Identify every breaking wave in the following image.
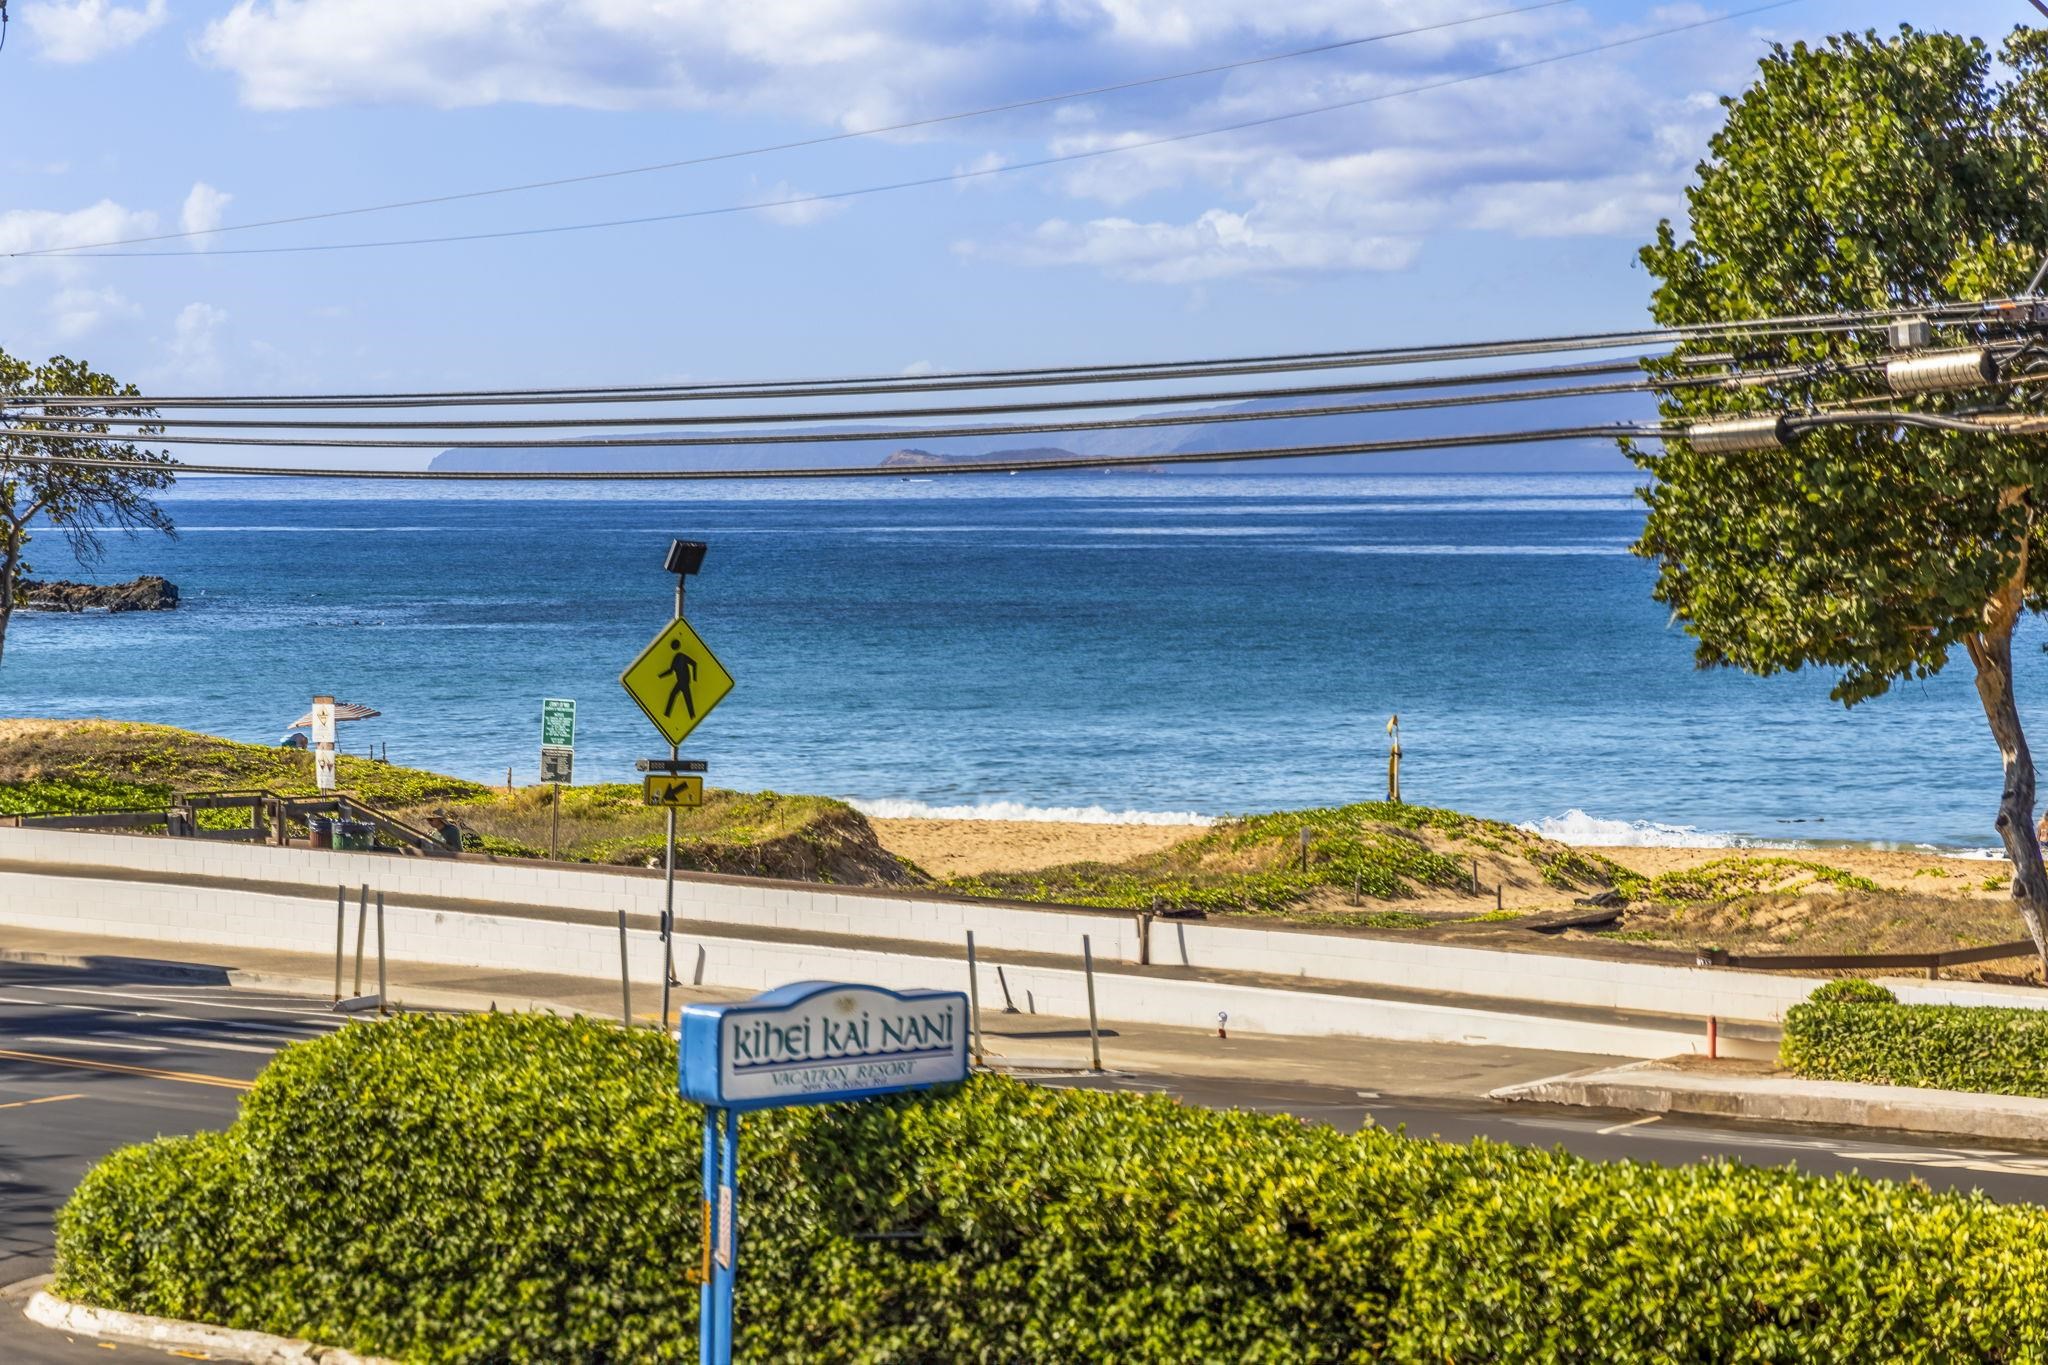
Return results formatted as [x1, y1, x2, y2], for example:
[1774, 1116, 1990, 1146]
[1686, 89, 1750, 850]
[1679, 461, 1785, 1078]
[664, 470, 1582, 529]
[848, 798, 1214, 826]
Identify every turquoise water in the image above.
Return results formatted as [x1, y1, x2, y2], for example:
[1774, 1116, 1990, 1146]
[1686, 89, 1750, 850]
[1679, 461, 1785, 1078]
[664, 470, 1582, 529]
[0, 472, 2033, 849]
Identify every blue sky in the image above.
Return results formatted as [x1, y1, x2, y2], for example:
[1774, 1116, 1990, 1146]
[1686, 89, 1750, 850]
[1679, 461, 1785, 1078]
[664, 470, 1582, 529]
[0, 0, 2035, 433]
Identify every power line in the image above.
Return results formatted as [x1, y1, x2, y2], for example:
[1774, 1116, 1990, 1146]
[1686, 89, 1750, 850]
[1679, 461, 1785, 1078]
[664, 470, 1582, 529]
[1, 375, 1664, 450]
[26, 0, 1806, 261]
[15, 358, 1655, 429]
[0, 424, 1664, 480]
[12, 1, 1572, 257]
[24, 295, 2007, 411]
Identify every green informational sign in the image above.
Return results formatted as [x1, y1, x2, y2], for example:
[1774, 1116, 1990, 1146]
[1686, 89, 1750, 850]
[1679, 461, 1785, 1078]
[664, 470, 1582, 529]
[541, 698, 576, 748]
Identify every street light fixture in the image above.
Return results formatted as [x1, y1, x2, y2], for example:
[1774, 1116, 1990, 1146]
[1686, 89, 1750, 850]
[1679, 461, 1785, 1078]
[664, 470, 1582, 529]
[665, 539, 709, 577]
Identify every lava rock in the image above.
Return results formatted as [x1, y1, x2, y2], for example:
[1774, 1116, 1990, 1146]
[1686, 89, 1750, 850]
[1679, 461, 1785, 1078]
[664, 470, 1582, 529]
[15, 575, 180, 612]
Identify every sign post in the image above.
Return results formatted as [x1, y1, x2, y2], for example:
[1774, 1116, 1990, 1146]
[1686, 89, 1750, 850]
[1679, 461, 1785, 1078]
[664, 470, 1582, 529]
[540, 699, 575, 859]
[678, 982, 970, 1364]
[619, 540, 730, 1034]
[310, 696, 338, 791]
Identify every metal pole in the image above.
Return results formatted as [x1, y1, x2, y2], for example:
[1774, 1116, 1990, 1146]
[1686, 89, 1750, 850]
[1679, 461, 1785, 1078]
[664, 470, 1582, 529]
[549, 782, 560, 860]
[965, 931, 984, 1066]
[1082, 935, 1103, 1072]
[617, 906, 633, 1026]
[698, 1107, 718, 1365]
[333, 885, 345, 1001]
[712, 1107, 739, 1362]
[352, 883, 368, 996]
[375, 891, 388, 1016]
[663, 573, 683, 1034]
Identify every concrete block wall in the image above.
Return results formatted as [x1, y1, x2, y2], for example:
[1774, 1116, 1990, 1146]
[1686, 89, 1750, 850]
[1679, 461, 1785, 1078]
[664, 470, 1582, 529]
[0, 826, 1143, 962]
[0, 863, 1724, 1058]
[6, 825, 2011, 1030]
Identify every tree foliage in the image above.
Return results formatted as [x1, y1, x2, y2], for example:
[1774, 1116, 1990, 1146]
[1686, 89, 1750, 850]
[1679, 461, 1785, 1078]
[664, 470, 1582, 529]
[0, 347, 175, 666]
[1630, 26, 2048, 703]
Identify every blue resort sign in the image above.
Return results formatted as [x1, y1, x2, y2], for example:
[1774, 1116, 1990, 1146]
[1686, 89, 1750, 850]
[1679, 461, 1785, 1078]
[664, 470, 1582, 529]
[678, 982, 970, 1364]
[679, 981, 969, 1110]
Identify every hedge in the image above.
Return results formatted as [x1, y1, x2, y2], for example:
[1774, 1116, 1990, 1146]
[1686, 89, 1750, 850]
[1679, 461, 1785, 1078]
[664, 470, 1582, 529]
[53, 1012, 2048, 1363]
[1782, 983, 2048, 1098]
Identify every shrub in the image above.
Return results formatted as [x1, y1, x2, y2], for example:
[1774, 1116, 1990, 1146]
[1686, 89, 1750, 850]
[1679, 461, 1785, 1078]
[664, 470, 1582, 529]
[54, 1131, 240, 1325]
[1805, 978, 1898, 1005]
[52, 1013, 2048, 1362]
[1782, 995, 2048, 1096]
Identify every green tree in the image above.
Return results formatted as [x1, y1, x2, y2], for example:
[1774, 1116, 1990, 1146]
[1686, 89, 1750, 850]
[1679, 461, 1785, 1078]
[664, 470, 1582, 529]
[0, 349, 175, 668]
[1630, 26, 2048, 961]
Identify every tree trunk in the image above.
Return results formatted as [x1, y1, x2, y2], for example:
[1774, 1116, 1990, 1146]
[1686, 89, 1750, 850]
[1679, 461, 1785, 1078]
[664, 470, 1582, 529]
[0, 528, 16, 672]
[1966, 595, 2048, 975]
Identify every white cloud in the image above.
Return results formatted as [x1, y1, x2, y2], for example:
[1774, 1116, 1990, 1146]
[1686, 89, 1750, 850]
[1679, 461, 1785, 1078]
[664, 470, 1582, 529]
[180, 183, 235, 245]
[969, 209, 1416, 283]
[146, 303, 230, 387]
[44, 287, 140, 341]
[23, 0, 168, 63]
[0, 200, 157, 284]
[188, 2, 1786, 285]
[743, 182, 845, 228]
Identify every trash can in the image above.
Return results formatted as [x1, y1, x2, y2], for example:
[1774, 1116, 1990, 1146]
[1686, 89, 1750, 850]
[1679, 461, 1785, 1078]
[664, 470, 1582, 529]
[339, 820, 375, 851]
[307, 815, 334, 849]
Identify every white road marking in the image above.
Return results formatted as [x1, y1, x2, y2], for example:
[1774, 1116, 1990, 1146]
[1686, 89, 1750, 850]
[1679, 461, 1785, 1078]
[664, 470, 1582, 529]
[12, 983, 348, 1020]
[149, 1036, 282, 1056]
[1506, 1114, 2048, 1180]
[21, 1036, 164, 1053]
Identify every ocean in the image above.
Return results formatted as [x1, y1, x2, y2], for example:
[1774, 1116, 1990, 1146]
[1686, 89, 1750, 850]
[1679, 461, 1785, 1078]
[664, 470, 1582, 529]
[0, 471, 2034, 851]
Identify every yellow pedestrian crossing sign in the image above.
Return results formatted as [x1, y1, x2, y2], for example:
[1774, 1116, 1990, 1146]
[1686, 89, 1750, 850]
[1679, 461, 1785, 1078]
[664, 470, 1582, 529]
[620, 617, 734, 747]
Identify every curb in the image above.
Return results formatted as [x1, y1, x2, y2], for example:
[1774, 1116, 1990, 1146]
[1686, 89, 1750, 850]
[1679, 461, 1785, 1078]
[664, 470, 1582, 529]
[0, 946, 594, 1017]
[1491, 1063, 2048, 1145]
[0, 946, 230, 984]
[24, 1288, 395, 1364]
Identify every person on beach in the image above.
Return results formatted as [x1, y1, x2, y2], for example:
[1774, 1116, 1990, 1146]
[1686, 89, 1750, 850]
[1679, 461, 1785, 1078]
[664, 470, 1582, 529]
[660, 640, 699, 718]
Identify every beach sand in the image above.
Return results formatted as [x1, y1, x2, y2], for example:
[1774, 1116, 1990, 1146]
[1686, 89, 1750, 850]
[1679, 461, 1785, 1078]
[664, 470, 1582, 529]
[1586, 844, 2012, 898]
[869, 817, 1199, 878]
[868, 814, 2020, 890]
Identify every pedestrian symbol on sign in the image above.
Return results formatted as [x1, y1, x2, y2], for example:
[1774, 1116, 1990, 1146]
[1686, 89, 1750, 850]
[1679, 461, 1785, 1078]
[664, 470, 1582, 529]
[660, 641, 699, 718]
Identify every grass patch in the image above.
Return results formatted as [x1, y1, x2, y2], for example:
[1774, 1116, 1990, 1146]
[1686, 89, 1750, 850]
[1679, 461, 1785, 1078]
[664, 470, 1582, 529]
[0, 719, 921, 886]
[1636, 856, 1879, 905]
[0, 718, 486, 812]
[948, 801, 1624, 923]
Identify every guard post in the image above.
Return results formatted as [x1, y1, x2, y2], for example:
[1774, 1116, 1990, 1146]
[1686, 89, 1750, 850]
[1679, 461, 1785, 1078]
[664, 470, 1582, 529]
[678, 981, 969, 1363]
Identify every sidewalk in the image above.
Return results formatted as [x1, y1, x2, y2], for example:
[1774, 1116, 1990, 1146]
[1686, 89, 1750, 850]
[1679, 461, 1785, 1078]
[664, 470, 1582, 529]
[0, 924, 1609, 1102]
[1493, 1059, 2048, 1146]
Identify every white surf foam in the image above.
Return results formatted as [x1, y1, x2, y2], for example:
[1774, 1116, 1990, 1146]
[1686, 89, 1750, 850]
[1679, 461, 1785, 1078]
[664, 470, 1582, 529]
[849, 797, 1215, 826]
[1520, 809, 1756, 848]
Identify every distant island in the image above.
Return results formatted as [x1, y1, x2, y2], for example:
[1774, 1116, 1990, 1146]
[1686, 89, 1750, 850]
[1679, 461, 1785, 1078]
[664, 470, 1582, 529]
[880, 447, 1163, 473]
[427, 390, 1652, 475]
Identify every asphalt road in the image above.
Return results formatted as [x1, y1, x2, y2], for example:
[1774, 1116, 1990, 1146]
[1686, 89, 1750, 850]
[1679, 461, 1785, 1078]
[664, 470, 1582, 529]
[0, 959, 345, 1362]
[9, 959, 2048, 1361]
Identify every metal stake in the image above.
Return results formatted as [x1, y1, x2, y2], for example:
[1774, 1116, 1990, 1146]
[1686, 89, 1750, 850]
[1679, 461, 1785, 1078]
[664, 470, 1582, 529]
[352, 883, 368, 996]
[965, 931, 984, 1066]
[617, 906, 633, 1026]
[1082, 935, 1103, 1072]
[332, 885, 345, 1001]
[549, 782, 560, 860]
[375, 891, 388, 1016]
